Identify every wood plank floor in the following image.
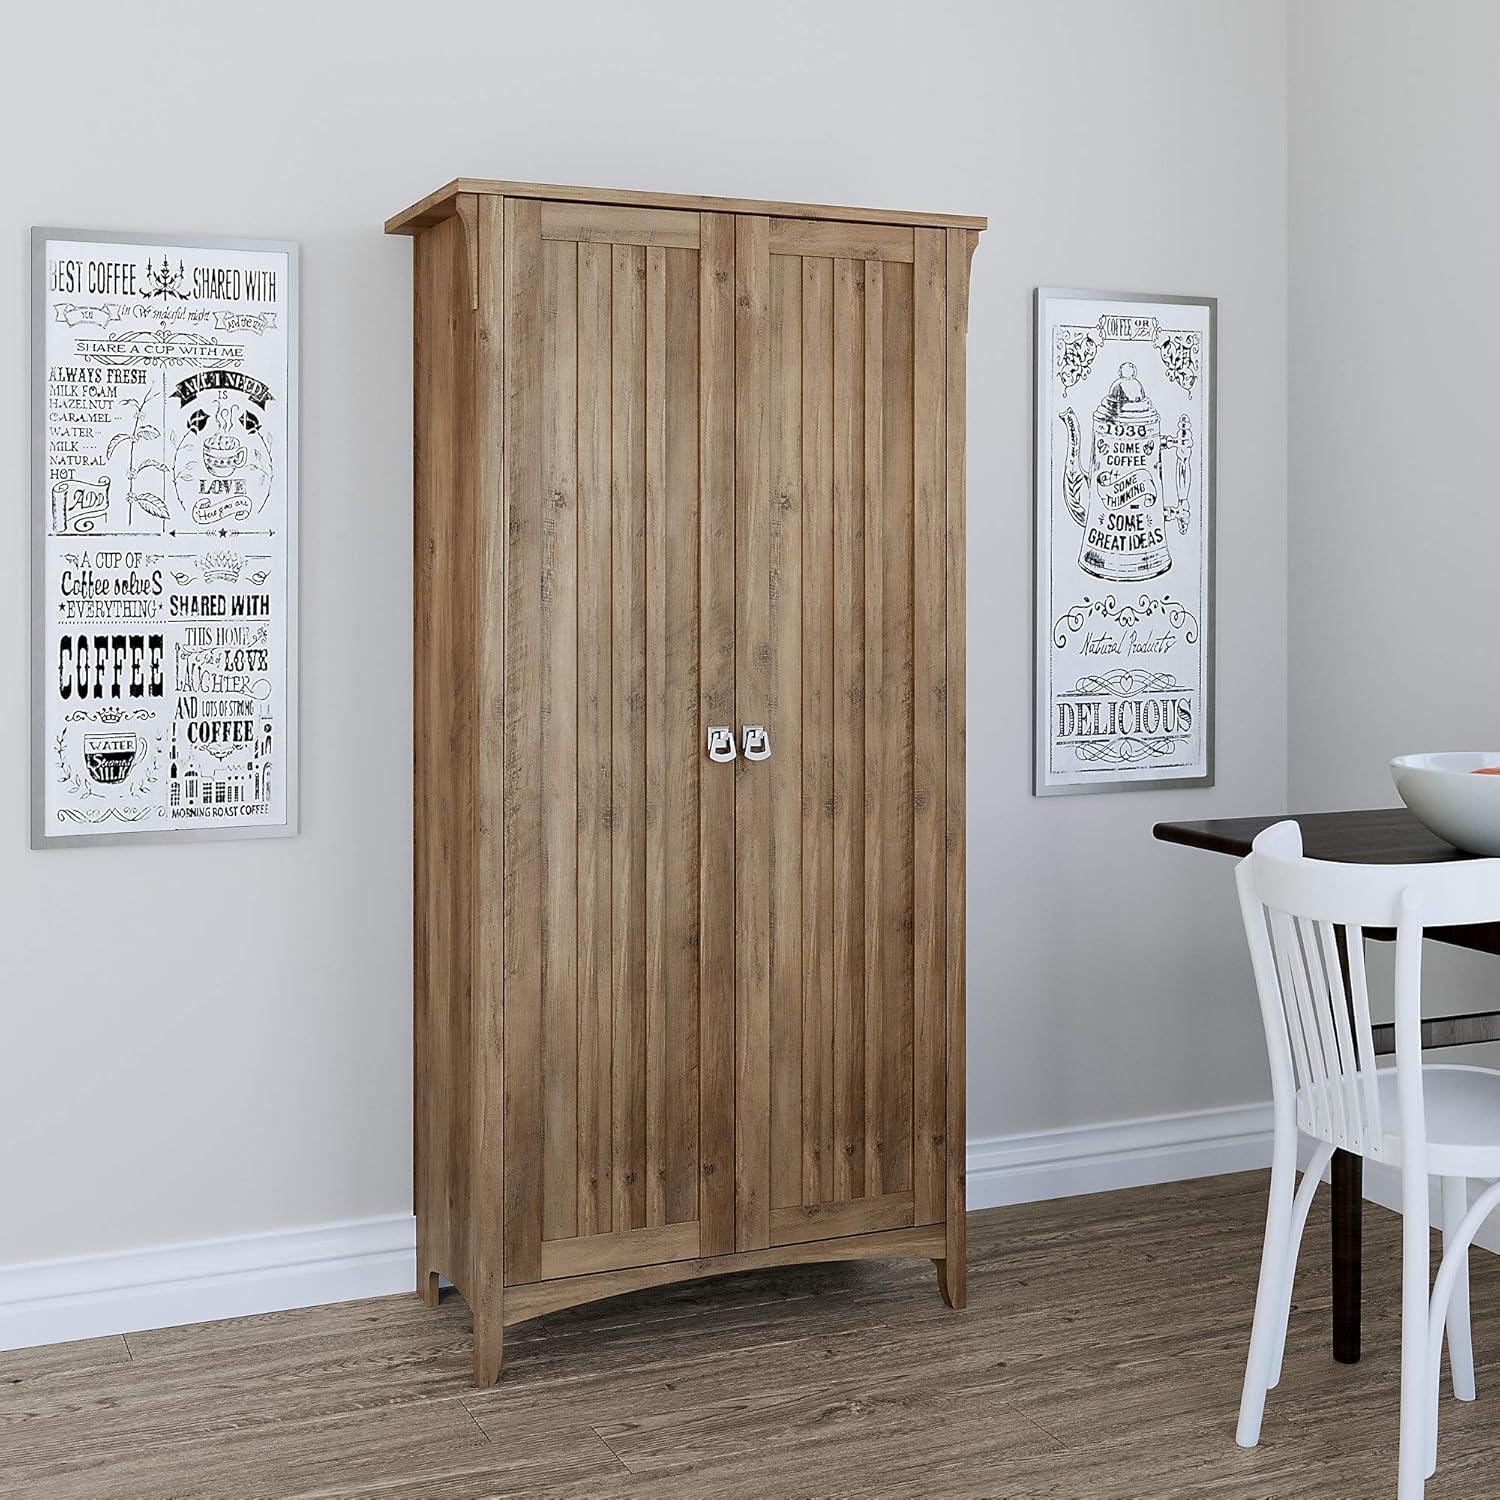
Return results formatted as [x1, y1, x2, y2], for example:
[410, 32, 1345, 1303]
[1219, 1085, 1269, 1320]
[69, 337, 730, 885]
[6, 1172, 1500, 1497]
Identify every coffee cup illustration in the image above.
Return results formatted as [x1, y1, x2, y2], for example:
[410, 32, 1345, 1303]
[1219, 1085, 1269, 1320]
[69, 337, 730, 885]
[82, 732, 146, 785]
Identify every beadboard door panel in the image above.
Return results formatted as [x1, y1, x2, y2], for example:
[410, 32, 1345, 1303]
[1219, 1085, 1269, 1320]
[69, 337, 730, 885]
[500, 202, 736, 1287]
[733, 218, 950, 1252]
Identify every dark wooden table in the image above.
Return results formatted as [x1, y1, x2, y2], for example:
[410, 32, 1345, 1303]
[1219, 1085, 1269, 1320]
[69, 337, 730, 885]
[1154, 806, 1500, 1364]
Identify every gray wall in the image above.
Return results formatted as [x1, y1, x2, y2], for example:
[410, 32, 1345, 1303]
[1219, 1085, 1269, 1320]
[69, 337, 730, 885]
[1288, 0, 1500, 1021]
[1289, 0, 1500, 806]
[0, 0, 1289, 1265]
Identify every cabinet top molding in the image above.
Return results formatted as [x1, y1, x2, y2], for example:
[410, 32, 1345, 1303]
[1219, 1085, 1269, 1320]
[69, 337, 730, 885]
[385, 178, 988, 236]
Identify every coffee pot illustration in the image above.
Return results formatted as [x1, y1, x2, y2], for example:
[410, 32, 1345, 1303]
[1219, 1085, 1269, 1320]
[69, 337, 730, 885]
[1058, 362, 1193, 582]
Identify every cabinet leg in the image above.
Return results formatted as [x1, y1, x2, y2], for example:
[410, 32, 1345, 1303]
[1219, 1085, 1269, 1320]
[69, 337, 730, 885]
[473, 1306, 504, 1387]
[419, 1269, 441, 1308]
[935, 1256, 966, 1310]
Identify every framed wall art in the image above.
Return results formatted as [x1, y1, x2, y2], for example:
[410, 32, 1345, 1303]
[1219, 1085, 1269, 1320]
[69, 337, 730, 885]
[32, 229, 298, 847]
[1034, 287, 1215, 796]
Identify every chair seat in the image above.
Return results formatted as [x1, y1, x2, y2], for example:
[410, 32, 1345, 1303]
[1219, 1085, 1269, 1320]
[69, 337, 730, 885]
[1384, 1065, 1500, 1176]
[1300, 1064, 1500, 1176]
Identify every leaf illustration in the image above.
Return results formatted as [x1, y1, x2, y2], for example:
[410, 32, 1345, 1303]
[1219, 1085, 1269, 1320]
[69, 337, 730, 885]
[132, 493, 170, 521]
[106, 432, 130, 460]
[247, 568, 271, 587]
[171, 571, 193, 585]
[136, 424, 161, 441]
[130, 459, 170, 479]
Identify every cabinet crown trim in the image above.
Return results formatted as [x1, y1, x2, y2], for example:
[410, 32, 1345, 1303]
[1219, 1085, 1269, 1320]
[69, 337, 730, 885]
[385, 177, 988, 236]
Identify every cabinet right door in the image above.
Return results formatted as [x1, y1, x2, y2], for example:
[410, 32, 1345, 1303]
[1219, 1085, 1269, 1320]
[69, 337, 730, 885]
[733, 216, 950, 1251]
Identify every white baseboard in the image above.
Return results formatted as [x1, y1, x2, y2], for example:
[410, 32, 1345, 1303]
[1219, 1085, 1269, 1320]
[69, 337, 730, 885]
[965, 1101, 1276, 1210]
[4, 1106, 1266, 1356]
[1, 1108, 1272, 1356]
[961, 1101, 1500, 1256]
[0, 1214, 416, 1353]
[10, 1101, 1492, 1357]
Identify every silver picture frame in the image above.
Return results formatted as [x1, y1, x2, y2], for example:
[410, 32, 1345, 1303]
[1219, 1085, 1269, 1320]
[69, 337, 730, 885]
[1033, 286, 1216, 796]
[31, 227, 300, 848]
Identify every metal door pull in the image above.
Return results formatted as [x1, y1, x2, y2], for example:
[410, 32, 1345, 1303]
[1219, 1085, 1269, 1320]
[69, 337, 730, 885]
[741, 726, 771, 761]
[707, 726, 737, 762]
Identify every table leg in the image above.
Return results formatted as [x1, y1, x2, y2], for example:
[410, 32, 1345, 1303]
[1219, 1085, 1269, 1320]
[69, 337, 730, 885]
[1331, 1147, 1362, 1363]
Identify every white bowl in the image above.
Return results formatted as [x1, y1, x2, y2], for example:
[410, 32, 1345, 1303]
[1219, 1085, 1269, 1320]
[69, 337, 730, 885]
[1391, 752, 1500, 855]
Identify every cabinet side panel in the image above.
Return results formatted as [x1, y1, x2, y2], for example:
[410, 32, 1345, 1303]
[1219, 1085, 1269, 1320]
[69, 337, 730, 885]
[912, 228, 947, 1227]
[412, 221, 437, 1293]
[473, 194, 507, 1376]
[942, 228, 976, 1293]
[413, 210, 479, 1296]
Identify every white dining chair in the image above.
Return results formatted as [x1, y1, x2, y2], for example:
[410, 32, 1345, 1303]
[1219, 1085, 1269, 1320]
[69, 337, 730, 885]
[1234, 820, 1500, 1498]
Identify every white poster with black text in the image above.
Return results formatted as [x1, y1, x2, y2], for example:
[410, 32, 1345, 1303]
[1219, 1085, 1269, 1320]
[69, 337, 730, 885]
[33, 231, 298, 846]
[1034, 289, 1214, 795]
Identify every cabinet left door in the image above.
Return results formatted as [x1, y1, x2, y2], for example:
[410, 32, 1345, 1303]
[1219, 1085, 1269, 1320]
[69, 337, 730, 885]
[499, 199, 738, 1285]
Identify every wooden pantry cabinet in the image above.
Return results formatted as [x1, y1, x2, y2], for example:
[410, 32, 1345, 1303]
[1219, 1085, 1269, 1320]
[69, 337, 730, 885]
[386, 179, 983, 1384]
